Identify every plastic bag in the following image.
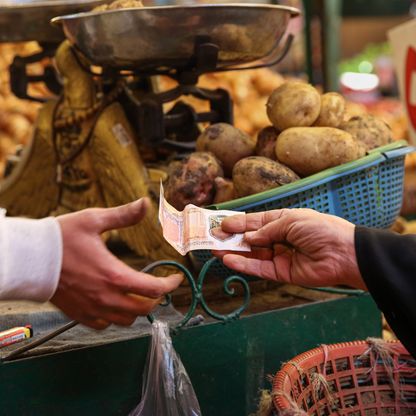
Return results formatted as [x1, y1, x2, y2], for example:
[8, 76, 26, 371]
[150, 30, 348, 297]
[129, 320, 202, 416]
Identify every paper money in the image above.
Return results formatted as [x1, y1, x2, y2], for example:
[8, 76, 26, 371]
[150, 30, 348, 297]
[159, 184, 251, 256]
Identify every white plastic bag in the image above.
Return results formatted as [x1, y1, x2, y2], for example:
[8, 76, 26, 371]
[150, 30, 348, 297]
[129, 320, 202, 416]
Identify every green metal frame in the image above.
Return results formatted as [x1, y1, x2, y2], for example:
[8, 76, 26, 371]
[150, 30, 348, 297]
[0, 294, 381, 415]
[145, 258, 250, 329]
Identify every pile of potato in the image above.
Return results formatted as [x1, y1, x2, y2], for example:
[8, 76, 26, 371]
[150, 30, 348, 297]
[164, 80, 393, 210]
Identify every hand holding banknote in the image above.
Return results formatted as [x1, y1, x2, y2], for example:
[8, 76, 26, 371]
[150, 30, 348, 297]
[159, 185, 251, 255]
[213, 208, 364, 290]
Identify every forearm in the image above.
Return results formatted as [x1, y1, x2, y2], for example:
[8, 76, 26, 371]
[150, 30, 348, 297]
[0, 212, 62, 302]
[355, 226, 416, 357]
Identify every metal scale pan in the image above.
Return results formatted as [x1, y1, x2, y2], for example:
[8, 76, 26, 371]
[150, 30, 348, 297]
[51, 3, 299, 71]
[0, 0, 111, 42]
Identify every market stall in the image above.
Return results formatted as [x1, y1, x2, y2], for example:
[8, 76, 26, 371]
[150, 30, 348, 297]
[0, 1, 415, 415]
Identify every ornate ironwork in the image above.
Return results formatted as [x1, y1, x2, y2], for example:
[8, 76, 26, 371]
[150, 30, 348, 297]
[143, 258, 251, 330]
[1, 257, 366, 362]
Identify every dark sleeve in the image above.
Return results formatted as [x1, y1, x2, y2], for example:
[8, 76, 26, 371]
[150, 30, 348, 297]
[355, 226, 416, 358]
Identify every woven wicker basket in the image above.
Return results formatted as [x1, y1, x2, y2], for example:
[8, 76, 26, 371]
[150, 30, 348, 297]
[272, 340, 416, 415]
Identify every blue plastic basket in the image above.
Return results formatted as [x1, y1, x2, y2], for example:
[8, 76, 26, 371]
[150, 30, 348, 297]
[191, 141, 415, 276]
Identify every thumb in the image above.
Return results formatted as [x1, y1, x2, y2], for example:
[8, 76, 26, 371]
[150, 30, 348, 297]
[94, 198, 151, 233]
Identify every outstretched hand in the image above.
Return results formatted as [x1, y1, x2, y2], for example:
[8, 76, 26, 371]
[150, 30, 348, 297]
[52, 198, 183, 329]
[214, 209, 365, 290]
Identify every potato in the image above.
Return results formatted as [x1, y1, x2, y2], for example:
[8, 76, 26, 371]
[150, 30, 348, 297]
[164, 152, 223, 210]
[233, 156, 299, 198]
[255, 126, 279, 160]
[266, 81, 321, 131]
[196, 123, 255, 175]
[341, 115, 392, 151]
[276, 127, 365, 177]
[213, 177, 235, 204]
[314, 92, 346, 128]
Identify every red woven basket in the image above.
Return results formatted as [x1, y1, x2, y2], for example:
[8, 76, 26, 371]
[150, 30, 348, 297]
[272, 340, 416, 415]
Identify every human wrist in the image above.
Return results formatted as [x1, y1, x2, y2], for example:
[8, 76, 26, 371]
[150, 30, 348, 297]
[338, 225, 367, 290]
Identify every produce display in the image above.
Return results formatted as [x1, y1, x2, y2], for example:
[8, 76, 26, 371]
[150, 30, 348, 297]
[164, 81, 392, 207]
[0, 44, 284, 176]
[0, 43, 413, 214]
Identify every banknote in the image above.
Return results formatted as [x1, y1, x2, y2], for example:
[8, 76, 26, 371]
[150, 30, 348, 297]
[159, 184, 251, 256]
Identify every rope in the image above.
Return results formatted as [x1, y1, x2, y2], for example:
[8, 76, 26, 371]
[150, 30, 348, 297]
[284, 360, 304, 375]
[310, 373, 337, 409]
[360, 338, 403, 413]
[53, 81, 124, 130]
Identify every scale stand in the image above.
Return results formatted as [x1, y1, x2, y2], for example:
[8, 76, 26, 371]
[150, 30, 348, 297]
[121, 41, 234, 149]
[6, 3, 297, 150]
[105, 35, 292, 150]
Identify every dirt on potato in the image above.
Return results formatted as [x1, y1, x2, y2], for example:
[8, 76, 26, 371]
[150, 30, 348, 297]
[196, 123, 255, 176]
[164, 152, 223, 210]
[233, 156, 299, 198]
[341, 115, 392, 150]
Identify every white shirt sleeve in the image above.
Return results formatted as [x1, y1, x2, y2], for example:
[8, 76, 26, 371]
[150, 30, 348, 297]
[0, 210, 62, 302]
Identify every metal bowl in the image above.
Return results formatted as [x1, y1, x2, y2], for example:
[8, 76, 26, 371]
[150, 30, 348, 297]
[0, 0, 111, 42]
[52, 4, 299, 70]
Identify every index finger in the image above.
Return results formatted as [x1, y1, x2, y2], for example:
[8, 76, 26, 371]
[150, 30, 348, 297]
[221, 209, 290, 233]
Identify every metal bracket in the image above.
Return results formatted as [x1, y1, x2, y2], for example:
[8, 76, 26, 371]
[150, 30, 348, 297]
[122, 82, 234, 148]
[9, 43, 61, 102]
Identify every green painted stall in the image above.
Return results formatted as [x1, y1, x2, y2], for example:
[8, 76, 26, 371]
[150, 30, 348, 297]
[0, 294, 381, 416]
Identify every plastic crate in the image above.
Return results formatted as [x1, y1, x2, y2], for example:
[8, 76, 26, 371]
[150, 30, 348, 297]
[272, 340, 416, 415]
[191, 141, 414, 276]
